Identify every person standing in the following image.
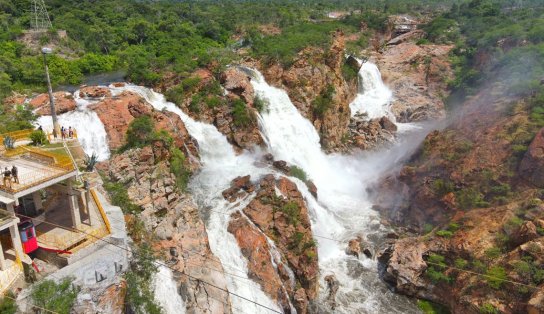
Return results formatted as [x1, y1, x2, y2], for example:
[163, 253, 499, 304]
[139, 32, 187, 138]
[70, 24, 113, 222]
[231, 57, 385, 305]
[11, 165, 18, 184]
[3, 167, 11, 189]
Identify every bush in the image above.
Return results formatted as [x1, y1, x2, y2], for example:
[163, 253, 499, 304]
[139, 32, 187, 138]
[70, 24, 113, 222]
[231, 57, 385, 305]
[486, 266, 507, 289]
[312, 85, 334, 118]
[417, 300, 450, 314]
[254, 95, 268, 113]
[436, 230, 454, 238]
[30, 130, 47, 146]
[454, 258, 468, 269]
[125, 244, 162, 314]
[484, 247, 502, 260]
[280, 201, 300, 226]
[432, 178, 454, 196]
[231, 99, 252, 127]
[0, 292, 17, 314]
[455, 188, 489, 210]
[125, 115, 155, 149]
[289, 165, 307, 182]
[480, 303, 499, 314]
[426, 254, 451, 283]
[31, 278, 78, 314]
[102, 179, 141, 214]
[170, 147, 191, 192]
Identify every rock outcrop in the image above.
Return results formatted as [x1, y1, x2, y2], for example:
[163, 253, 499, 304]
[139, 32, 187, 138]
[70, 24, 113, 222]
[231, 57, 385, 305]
[29, 91, 77, 116]
[79, 86, 112, 99]
[102, 146, 231, 313]
[348, 114, 397, 150]
[224, 174, 318, 313]
[90, 90, 199, 168]
[376, 42, 453, 123]
[520, 127, 544, 188]
[260, 30, 357, 152]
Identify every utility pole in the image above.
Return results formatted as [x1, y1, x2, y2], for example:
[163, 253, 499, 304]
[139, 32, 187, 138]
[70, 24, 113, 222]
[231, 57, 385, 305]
[41, 47, 60, 139]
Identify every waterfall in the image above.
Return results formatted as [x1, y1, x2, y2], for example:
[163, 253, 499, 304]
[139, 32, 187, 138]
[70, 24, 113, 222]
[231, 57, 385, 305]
[153, 265, 186, 314]
[349, 62, 394, 120]
[110, 84, 281, 314]
[36, 90, 110, 161]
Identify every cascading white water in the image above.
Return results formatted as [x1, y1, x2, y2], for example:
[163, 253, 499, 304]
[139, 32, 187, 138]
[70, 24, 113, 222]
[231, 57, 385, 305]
[349, 62, 394, 120]
[36, 91, 110, 161]
[153, 265, 186, 314]
[248, 69, 421, 313]
[110, 84, 281, 314]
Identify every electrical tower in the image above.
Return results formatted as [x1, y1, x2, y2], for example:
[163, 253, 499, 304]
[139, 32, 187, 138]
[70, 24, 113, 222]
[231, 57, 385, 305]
[30, 0, 52, 31]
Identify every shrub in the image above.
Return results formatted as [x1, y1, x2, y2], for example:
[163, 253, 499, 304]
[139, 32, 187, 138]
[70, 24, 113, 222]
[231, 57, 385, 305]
[417, 300, 450, 314]
[455, 188, 489, 210]
[254, 95, 268, 113]
[289, 165, 307, 182]
[0, 292, 17, 314]
[426, 254, 451, 283]
[480, 303, 499, 314]
[484, 247, 502, 260]
[170, 147, 191, 192]
[231, 99, 252, 127]
[436, 230, 454, 238]
[454, 258, 468, 269]
[280, 201, 300, 226]
[473, 260, 487, 273]
[432, 178, 454, 196]
[486, 266, 507, 289]
[125, 115, 154, 149]
[189, 94, 202, 113]
[312, 85, 334, 118]
[30, 130, 47, 146]
[205, 96, 222, 108]
[31, 278, 78, 314]
[102, 179, 142, 214]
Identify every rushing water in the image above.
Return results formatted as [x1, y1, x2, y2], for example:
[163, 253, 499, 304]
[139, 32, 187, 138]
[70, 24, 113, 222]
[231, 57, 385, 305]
[38, 61, 426, 313]
[36, 90, 110, 161]
[153, 265, 187, 314]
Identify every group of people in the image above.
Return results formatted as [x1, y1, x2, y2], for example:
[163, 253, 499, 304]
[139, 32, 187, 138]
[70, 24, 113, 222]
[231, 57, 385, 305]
[60, 126, 75, 140]
[2, 165, 19, 189]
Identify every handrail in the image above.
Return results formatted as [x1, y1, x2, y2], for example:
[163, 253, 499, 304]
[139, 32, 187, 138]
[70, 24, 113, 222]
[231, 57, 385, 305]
[90, 189, 111, 234]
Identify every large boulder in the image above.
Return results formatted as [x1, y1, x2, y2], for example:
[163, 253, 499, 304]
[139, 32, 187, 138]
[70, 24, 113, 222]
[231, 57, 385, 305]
[29, 92, 76, 115]
[79, 86, 112, 99]
[220, 68, 254, 106]
[520, 127, 544, 187]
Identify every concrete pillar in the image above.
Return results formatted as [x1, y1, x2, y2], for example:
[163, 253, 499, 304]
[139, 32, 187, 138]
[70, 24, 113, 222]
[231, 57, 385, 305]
[6, 202, 14, 213]
[32, 191, 43, 211]
[80, 190, 92, 226]
[67, 180, 81, 229]
[0, 239, 6, 271]
[9, 223, 23, 264]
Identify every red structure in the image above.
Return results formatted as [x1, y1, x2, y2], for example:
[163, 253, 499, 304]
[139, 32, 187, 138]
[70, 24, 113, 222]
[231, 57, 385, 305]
[18, 220, 38, 254]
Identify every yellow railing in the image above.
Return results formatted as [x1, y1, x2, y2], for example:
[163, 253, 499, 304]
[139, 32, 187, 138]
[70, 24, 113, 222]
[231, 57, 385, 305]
[24, 147, 75, 171]
[0, 129, 33, 143]
[91, 189, 112, 234]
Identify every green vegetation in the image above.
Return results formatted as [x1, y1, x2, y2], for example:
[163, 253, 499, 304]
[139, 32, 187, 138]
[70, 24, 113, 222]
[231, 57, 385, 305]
[102, 179, 142, 214]
[125, 116, 155, 149]
[0, 292, 17, 314]
[425, 253, 451, 283]
[479, 303, 499, 314]
[31, 277, 78, 314]
[484, 247, 502, 260]
[289, 165, 308, 182]
[485, 266, 507, 289]
[170, 147, 191, 193]
[280, 201, 301, 226]
[231, 98, 252, 127]
[431, 178, 454, 196]
[454, 258, 468, 269]
[30, 130, 47, 145]
[417, 300, 450, 314]
[254, 95, 268, 113]
[312, 85, 335, 118]
[125, 244, 163, 314]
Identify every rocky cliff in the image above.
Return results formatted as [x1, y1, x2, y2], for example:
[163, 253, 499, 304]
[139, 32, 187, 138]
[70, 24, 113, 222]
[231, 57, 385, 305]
[376, 83, 544, 313]
[259, 30, 357, 152]
[101, 145, 232, 313]
[223, 174, 319, 313]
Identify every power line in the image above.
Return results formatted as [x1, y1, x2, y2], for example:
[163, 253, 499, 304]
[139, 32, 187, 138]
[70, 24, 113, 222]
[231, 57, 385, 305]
[14, 212, 282, 313]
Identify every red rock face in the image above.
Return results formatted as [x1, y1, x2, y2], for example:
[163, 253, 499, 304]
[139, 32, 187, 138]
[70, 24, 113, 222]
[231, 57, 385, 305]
[29, 92, 77, 116]
[90, 91, 199, 170]
[520, 127, 544, 188]
[220, 68, 255, 106]
[225, 174, 318, 313]
[79, 86, 112, 99]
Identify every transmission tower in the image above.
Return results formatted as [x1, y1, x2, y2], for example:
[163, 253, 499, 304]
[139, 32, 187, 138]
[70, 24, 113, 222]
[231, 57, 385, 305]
[30, 0, 52, 31]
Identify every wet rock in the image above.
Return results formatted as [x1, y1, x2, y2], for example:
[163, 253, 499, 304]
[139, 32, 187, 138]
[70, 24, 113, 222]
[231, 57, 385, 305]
[306, 180, 318, 199]
[293, 288, 308, 314]
[79, 86, 112, 99]
[324, 275, 340, 310]
[220, 68, 254, 106]
[263, 153, 274, 162]
[222, 175, 254, 202]
[273, 160, 290, 173]
[347, 237, 362, 258]
[379, 116, 398, 132]
[169, 247, 178, 258]
[112, 82, 125, 87]
[29, 92, 76, 116]
[363, 248, 373, 259]
[520, 127, 544, 188]
[346, 55, 362, 72]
